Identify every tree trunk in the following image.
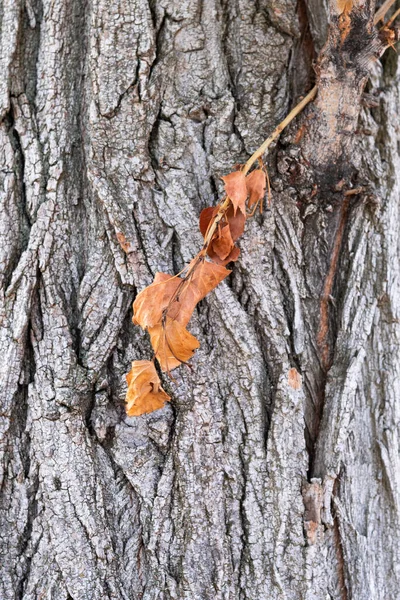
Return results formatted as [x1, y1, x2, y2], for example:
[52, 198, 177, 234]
[1, 0, 400, 598]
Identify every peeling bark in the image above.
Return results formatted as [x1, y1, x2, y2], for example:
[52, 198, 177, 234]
[1, 1, 400, 599]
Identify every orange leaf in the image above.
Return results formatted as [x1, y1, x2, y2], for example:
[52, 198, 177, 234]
[207, 244, 240, 266]
[167, 258, 230, 326]
[225, 204, 246, 241]
[212, 223, 234, 260]
[149, 317, 200, 372]
[221, 171, 247, 215]
[246, 169, 266, 208]
[199, 204, 245, 246]
[337, 0, 352, 14]
[199, 206, 219, 237]
[199, 204, 244, 264]
[133, 272, 180, 328]
[125, 360, 170, 416]
[133, 259, 230, 339]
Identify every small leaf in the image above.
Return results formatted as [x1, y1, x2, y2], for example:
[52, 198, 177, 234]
[246, 169, 266, 208]
[167, 258, 230, 326]
[207, 244, 240, 266]
[133, 273, 180, 329]
[199, 206, 218, 237]
[225, 204, 246, 241]
[125, 360, 170, 416]
[221, 171, 247, 215]
[337, 0, 352, 15]
[212, 223, 234, 260]
[149, 318, 200, 372]
[198, 204, 244, 265]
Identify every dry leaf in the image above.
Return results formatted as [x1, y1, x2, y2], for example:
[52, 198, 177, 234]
[246, 169, 266, 208]
[167, 258, 230, 326]
[225, 204, 246, 241]
[207, 244, 240, 266]
[133, 272, 180, 328]
[199, 206, 219, 237]
[200, 205, 245, 242]
[199, 204, 244, 264]
[149, 317, 200, 372]
[336, 0, 352, 14]
[221, 171, 247, 215]
[212, 223, 234, 260]
[134, 260, 230, 333]
[126, 360, 170, 416]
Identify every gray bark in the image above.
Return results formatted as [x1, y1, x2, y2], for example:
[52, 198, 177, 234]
[1, 0, 399, 599]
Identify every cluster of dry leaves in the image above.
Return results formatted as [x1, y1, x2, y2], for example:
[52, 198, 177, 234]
[126, 167, 267, 416]
[124, 0, 400, 416]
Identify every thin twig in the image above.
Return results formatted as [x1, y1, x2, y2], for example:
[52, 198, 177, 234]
[242, 86, 318, 175]
[187, 0, 396, 261]
[238, 1, 396, 177]
[374, 0, 398, 24]
[196, 87, 318, 253]
[200, 197, 231, 254]
[385, 6, 400, 27]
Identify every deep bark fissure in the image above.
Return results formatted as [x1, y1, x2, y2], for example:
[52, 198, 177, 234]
[332, 474, 349, 600]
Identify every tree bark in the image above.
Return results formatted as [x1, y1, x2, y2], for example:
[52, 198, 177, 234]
[1, 0, 400, 599]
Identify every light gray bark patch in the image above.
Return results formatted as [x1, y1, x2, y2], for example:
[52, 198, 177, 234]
[0, 0, 22, 119]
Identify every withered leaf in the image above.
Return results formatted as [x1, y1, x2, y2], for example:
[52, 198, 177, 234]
[126, 360, 170, 416]
[133, 272, 180, 329]
[199, 206, 245, 243]
[246, 169, 266, 208]
[199, 204, 244, 264]
[207, 244, 240, 266]
[133, 259, 230, 339]
[149, 317, 200, 372]
[225, 204, 246, 241]
[221, 171, 247, 215]
[212, 223, 234, 261]
[199, 206, 219, 238]
[337, 0, 353, 14]
[167, 258, 230, 326]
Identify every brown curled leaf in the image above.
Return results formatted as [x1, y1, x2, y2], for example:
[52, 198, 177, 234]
[225, 204, 246, 241]
[133, 272, 180, 329]
[199, 204, 245, 263]
[246, 169, 266, 208]
[212, 223, 234, 260]
[199, 206, 219, 237]
[167, 258, 230, 326]
[149, 317, 200, 372]
[125, 360, 170, 416]
[221, 171, 247, 215]
[207, 244, 240, 266]
[199, 203, 246, 242]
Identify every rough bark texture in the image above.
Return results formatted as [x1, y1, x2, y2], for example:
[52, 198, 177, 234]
[1, 0, 400, 598]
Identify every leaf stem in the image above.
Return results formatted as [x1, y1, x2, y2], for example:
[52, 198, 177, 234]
[187, 0, 395, 265]
[200, 197, 231, 254]
[374, 0, 398, 24]
[385, 6, 400, 27]
[242, 85, 318, 175]
[199, 86, 319, 254]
